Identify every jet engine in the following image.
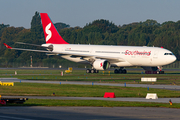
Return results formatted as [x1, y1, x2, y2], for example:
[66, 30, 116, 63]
[92, 60, 110, 70]
[47, 45, 53, 51]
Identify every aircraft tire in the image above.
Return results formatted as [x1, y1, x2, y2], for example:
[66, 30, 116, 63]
[119, 69, 123, 74]
[86, 69, 91, 73]
[114, 69, 119, 74]
[91, 69, 95, 73]
[122, 69, 127, 74]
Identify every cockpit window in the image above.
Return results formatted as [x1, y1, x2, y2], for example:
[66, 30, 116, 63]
[164, 53, 173, 55]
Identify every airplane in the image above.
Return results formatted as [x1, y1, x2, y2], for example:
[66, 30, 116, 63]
[3, 13, 176, 74]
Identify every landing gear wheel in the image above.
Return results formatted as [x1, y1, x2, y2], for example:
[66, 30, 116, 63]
[119, 69, 123, 73]
[122, 69, 127, 74]
[114, 69, 119, 73]
[91, 69, 95, 73]
[86, 69, 91, 73]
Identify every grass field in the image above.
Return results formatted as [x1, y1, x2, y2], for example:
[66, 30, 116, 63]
[1, 82, 180, 98]
[1, 82, 180, 108]
[0, 69, 180, 85]
[1, 69, 180, 108]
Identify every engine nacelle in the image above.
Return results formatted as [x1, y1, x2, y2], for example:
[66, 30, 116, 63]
[92, 60, 110, 70]
[47, 45, 53, 51]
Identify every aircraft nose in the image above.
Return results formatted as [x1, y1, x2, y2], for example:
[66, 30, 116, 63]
[170, 55, 176, 63]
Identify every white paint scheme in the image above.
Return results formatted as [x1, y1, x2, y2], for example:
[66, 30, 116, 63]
[42, 44, 176, 68]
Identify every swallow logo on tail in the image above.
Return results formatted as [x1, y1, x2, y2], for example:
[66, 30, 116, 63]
[45, 23, 52, 42]
[40, 13, 69, 44]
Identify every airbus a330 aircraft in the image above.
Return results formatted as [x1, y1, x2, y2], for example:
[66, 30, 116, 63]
[4, 13, 176, 74]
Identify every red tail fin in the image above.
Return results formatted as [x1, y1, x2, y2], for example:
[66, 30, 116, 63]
[40, 13, 69, 44]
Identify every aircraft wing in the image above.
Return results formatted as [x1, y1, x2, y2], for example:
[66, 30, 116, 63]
[3, 43, 56, 54]
[4, 43, 125, 62]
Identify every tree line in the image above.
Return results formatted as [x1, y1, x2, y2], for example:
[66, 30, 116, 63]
[0, 11, 179, 68]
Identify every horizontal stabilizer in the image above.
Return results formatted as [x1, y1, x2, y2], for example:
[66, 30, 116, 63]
[16, 42, 47, 48]
[3, 43, 54, 53]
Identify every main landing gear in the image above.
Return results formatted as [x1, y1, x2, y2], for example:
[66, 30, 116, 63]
[86, 69, 99, 73]
[114, 68, 127, 74]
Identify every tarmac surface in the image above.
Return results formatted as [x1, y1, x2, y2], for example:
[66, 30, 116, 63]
[2, 78, 180, 90]
[2, 95, 180, 103]
[0, 106, 180, 120]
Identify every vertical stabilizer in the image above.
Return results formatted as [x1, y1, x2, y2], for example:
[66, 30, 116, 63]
[40, 13, 69, 44]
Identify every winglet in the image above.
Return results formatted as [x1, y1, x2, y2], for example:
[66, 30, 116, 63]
[3, 43, 12, 49]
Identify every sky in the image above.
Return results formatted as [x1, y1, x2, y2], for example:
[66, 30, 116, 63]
[1, 0, 180, 28]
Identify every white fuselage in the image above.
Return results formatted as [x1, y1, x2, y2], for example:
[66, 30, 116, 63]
[42, 44, 176, 67]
